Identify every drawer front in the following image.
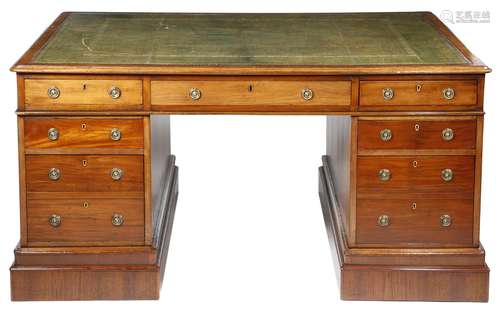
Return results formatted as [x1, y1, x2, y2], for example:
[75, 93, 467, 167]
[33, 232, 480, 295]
[358, 119, 477, 150]
[24, 79, 143, 110]
[26, 155, 144, 193]
[357, 156, 475, 198]
[151, 80, 351, 110]
[359, 80, 478, 109]
[356, 198, 473, 246]
[27, 198, 144, 245]
[24, 117, 144, 150]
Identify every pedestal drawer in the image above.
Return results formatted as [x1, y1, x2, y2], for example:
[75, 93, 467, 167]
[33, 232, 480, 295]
[359, 80, 478, 110]
[26, 155, 144, 193]
[358, 119, 476, 150]
[356, 198, 473, 246]
[357, 156, 475, 198]
[24, 78, 143, 110]
[24, 117, 144, 151]
[27, 198, 144, 246]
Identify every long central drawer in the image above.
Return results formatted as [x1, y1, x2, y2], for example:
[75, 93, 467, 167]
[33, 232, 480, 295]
[151, 79, 352, 111]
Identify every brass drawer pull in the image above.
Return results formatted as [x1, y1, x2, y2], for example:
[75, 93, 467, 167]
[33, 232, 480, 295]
[378, 169, 391, 181]
[441, 168, 454, 182]
[111, 213, 124, 226]
[443, 87, 455, 100]
[301, 88, 314, 100]
[110, 128, 122, 141]
[440, 214, 452, 227]
[48, 214, 61, 227]
[379, 129, 392, 141]
[110, 168, 124, 180]
[48, 168, 61, 181]
[382, 88, 394, 100]
[108, 86, 122, 99]
[377, 215, 390, 227]
[189, 88, 202, 100]
[47, 128, 59, 141]
[47, 86, 60, 99]
[442, 128, 455, 141]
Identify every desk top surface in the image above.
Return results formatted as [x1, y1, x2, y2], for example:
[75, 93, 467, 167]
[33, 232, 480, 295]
[12, 12, 489, 75]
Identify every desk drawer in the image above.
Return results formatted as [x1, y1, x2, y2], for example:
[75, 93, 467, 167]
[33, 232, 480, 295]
[26, 155, 144, 193]
[356, 198, 473, 246]
[27, 197, 144, 246]
[359, 80, 478, 109]
[151, 79, 351, 110]
[24, 78, 143, 110]
[357, 156, 475, 198]
[358, 119, 477, 150]
[24, 117, 144, 151]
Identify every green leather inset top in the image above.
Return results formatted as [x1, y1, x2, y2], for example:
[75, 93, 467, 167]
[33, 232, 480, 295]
[32, 12, 469, 66]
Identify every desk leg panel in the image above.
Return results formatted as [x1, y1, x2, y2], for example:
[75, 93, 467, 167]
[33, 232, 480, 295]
[10, 156, 178, 301]
[319, 157, 489, 302]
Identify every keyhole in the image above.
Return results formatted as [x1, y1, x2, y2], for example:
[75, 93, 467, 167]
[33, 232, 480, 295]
[82, 159, 88, 167]
[411, 202, 417, 210]
[248, 85, 253, 92]
[83, 84, 87, 90]
[416, 84, 422, 92]
[83, 201, 89, 208]
[412, 160, 418, 168]
[415, 124, 420, 132]
[81, 123, 87, 130]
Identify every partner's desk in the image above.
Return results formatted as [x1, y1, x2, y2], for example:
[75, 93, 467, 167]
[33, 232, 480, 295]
[10, 12, 490, 301]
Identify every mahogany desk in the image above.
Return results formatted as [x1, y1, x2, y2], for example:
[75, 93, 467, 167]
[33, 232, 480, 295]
[10, 12, 490, 301]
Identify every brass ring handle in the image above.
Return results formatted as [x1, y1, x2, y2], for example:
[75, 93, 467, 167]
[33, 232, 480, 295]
[48, 168, 61, 181]
[110, 168, 123, 180]
[441, 168, 453, 182]
[48, 214, 61, 227]
[47, 86, 60, 99]
[378, 169, 391, 181]
[379, 129, 392, 141]
[110, 128, 122, 141]
[301, 88, 314, 100]
[442, 128, 454, 141]
[108, 86, 122, 99]
[440, 214, 452, 227]
[47, 128, 59, 141]
[377, 215, 390, 227]
[443, 88, 455, 100]
[382, 88, 394, 100]
[189, 88, 202, 100]
[111, 213, 124, 226]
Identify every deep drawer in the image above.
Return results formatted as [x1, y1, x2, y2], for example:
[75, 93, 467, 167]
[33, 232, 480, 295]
[358, 119, 477, 150]
[356, 198, 473, 246]
[26, 155, 144, 193]
[24, 117, 144, 150]
[151, 79, 352, 110]
[356, 156, 475, 199]
[359, 80, 478, 110]
[27, 197, 144, 246]
[24, 78, 143, 110]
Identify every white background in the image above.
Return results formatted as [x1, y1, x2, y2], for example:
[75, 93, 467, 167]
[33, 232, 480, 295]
[0, 0, 498, 312]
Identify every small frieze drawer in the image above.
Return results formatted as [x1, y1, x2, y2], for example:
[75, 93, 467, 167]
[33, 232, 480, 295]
[358, 118, 477, 150]
[27, 197, 145, 246]
[24, 78, 143, 110]
[23, 117, 144, 150]
[359, 80, 478, 109]
[26, 155, 144, 193]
